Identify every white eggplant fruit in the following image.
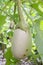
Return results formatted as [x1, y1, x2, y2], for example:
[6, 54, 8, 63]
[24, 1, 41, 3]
[11, 0, 32, 59]
[11, 29, 32, 59]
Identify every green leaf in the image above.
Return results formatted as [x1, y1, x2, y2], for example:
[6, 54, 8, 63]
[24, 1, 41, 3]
[4, 47, 13, 59]
[4, 47, 19, 65]
[0, 14, 6, 27]
[34, 19, 43, 62]
[30, 3, 43, 17]
[7, 29, 13, 38]
[4, 48, 13, 65]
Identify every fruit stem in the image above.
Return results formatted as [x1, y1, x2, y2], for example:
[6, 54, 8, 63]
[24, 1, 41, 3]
[17, 0, 26, 23]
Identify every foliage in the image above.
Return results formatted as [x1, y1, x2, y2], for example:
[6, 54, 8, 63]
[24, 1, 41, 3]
[0, 0, 43, 65]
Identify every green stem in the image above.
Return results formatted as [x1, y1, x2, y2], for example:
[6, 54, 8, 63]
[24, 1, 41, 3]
[15, 0, 29, 31]
[17, 0, 26, 23]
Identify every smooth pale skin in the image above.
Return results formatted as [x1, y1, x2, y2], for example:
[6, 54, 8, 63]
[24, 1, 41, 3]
[11, 29, 32, 59]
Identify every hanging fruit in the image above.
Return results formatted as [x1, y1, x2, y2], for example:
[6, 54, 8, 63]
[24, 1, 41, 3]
[11, 0, 32, 59]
